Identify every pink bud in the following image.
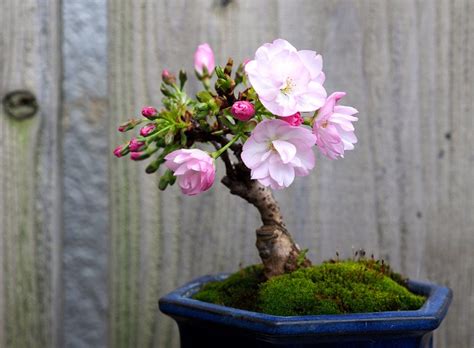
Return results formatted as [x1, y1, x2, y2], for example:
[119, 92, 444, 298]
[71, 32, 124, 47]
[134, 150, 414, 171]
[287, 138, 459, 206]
[129, 138, 146, 152]
[242, 58, 251, 66]
[113, 145, 124, 158]
[281, 112, 303, 126]
[194, 43, 215, 75]
[231, 101, 255, 121]
[141, 106, 158, 119]
[140, 123, 157, 137]
[162, 69, 176, 85]
[130, 152, 142, 161]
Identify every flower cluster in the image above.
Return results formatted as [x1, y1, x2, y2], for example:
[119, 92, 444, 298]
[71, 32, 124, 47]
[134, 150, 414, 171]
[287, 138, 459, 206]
[113, 39, 358, 195]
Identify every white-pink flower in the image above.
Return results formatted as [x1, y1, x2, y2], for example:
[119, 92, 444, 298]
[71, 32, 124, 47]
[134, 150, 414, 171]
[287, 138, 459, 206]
[313, 92, 358, 160]
[194, 43, 215, 75]
[245, 39, 327, 117]
[165, 149, 216, 196]
[241, 119, 316, 190]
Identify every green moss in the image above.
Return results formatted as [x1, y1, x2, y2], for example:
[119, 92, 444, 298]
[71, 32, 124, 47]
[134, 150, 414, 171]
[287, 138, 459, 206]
[193, 264, 265, 312]
[193, 260, 426, 316]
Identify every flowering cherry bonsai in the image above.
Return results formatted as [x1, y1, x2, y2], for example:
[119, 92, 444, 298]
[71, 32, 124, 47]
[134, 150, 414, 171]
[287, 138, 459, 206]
[113, 39, 358, 280]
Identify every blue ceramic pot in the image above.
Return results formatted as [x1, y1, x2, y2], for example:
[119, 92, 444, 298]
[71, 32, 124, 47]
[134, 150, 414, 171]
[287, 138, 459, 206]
[159, 274, 452, 348]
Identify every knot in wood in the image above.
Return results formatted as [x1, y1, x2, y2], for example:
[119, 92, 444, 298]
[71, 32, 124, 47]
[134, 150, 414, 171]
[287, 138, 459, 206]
[2, 90, 38, 120]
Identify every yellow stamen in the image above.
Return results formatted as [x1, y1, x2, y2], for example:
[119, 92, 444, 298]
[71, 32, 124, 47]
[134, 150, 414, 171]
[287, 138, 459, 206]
[280, 77, 295, 95]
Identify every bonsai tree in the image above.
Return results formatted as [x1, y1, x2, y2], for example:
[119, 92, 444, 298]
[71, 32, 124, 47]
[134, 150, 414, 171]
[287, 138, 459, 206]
[113, 39, 358, 280]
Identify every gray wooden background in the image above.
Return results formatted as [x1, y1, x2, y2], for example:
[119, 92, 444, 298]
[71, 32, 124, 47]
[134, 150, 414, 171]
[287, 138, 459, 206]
[0, 0, 473, 347]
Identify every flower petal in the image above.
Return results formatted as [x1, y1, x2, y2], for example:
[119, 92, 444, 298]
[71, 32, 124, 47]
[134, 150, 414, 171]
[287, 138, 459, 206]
[272, 139, 297, 164]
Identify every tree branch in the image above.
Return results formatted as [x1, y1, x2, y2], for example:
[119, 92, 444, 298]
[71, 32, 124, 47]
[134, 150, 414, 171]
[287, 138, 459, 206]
[221, 162, 311, 279]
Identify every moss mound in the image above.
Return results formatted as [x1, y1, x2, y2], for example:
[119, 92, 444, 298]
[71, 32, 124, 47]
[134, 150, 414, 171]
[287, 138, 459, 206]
[193, 260, 425, 316]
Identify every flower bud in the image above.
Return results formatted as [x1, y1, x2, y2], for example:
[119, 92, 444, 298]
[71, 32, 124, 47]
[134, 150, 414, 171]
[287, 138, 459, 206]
[129, 138, 146, 152]
[140, 123, 157, 137]
[231, 101, 255, 121]
[178, 70, 187, 89]
[113, 144, 129, 158]
[224, 57, 233, 76]
[162, 69, 176, 85]
[113, 145, 124, 158]
[141, 106, 158, 119]
[130, 152, 146, 161]
[280, 112, 303, 126]
[194, 43, 215, 76]
[118, 118, 141, 132]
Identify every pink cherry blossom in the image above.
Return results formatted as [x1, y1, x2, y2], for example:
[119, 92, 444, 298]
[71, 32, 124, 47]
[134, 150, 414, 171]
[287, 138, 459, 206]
[313, 92, 358, 160]
[241, 119, 316, 190]
[280, 112, 303, 126]
[194, 43, 215, 75]
[245, 39, 327, 116]
[231, 101, 255, 121]
[165, 149, 216, 196]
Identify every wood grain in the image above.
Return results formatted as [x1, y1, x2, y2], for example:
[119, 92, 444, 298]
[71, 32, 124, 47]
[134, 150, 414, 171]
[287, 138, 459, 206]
[0, 0, 61, 347]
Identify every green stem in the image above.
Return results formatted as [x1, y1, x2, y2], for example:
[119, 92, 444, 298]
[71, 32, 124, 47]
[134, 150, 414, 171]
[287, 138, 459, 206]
[145, 125, 173, 144]
[211, 133, 241, 159]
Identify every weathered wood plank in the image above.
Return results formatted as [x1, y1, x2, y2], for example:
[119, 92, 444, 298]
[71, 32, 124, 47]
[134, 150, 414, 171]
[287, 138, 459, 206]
[60, 0, 109, 347]
[0, 0, 61, 347]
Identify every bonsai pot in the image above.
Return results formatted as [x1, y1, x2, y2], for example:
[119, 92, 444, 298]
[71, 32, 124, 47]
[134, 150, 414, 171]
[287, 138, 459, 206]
[159, 273, 452, 348]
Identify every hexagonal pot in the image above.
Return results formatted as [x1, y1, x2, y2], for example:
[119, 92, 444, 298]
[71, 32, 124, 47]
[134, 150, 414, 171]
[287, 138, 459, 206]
[159, 273, 452, 348]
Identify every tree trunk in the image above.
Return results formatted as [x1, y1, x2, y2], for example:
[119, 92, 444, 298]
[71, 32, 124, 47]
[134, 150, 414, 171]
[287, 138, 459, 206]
[222, 162, 311, 279]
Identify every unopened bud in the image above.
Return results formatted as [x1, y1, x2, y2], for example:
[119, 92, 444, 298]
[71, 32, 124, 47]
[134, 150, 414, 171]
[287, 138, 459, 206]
[113, 145, 124, 157]
[113, 144, 130, 158]
[145, 158, 165, 174]
[141, 106, 158, 119]
[224, 57, 233, 76]
[179, 70, 187, 89]
[215, 77, 235, 95]
[280, 112, 303, 127]
[139, 123, 157, 137]
[129, 138, 146, 152]
[158, 169, 176, 190]
[231, 101, 255, 121]
[194, 43, 215, 76]
[130, 152, 145, 161]
[118, 118, 141, 132]
[162, 69, 176, 85]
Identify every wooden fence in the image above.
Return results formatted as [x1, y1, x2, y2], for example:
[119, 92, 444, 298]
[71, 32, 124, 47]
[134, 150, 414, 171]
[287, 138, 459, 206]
[0, 0, 473, 347]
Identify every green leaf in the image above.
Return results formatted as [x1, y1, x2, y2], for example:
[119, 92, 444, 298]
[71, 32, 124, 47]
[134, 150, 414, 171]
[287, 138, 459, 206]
[196, 91, 213, 103]
[215, 66, 225, 79]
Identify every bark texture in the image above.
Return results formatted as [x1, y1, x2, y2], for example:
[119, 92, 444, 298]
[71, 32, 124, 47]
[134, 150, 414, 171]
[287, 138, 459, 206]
[222, 162, 311, 279]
